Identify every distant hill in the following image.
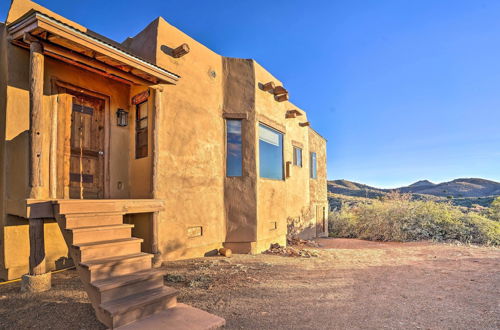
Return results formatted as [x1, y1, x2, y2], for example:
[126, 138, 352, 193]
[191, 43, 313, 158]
[329, 178, 500, 198]
[328, 178, 500, 210]
[397, 178, 500, 197]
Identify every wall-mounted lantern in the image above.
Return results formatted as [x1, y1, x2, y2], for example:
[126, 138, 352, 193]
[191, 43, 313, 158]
[116, 109, 129, 127]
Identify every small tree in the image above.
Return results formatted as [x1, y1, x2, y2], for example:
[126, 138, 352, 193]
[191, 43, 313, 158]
[489, 197, 500, 222]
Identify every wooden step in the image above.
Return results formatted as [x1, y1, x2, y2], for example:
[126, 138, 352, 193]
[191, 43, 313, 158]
[55, 200, 123, 215]
[63, 213, 124, 229]
[80, 253, 153, 283]
[68, 224, 134, 244]
[73, 238, 143, 262]
[99, 286, 178, 328]
[114, 303, 226, 330]
[92, 268, 166, 303]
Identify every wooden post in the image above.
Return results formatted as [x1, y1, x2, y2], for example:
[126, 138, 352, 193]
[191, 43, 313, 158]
[151, 88, 162, 267]
[27, 36, 45, 199]
[21, 217, 51, 292]
[21, 34, 51, 292]
[29, 218, 46, 275]
[152, 88, 162, 198]
[151, 212, 161, 267]
[49, 85, 58, 199]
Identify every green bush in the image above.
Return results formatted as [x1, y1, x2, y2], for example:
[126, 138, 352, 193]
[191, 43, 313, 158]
[329, 193, 500, 246]
[488, 197, 500, 222]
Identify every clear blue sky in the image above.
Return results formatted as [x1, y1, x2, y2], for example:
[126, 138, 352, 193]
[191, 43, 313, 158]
[2, 1, 499, 188]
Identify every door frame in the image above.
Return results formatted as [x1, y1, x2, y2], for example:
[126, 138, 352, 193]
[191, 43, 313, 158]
[52, 79, 111, 199]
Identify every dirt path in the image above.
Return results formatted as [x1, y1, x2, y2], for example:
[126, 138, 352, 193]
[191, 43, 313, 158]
[0, 239, 498, 329]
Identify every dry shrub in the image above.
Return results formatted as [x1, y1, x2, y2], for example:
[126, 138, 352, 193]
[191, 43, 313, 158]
[329, 192, 500, 246]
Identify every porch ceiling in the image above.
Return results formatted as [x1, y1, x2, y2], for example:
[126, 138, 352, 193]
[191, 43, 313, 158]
[6, 10, 179, 85]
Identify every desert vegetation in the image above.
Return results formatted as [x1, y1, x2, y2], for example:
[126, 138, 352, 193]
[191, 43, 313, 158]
[329, 193, 500, 246]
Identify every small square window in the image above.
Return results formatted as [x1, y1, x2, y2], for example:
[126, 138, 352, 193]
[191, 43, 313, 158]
[293, 146, 302, 167]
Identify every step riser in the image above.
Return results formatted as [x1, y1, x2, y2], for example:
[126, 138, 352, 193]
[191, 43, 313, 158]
[99, 277, 164, 304]
[75, 242, 142, 263]
[109, 295, 178, 328]
[64, 215, 123, 229]
[83, 258, 152, 283]
[57, 203, 121, 215]
[71, 228, 132, 245]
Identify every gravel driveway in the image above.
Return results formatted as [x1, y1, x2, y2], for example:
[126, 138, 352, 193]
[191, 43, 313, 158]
[0, 238, 498, 329]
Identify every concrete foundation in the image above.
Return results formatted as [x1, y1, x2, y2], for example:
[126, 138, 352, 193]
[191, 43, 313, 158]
[20, 272, 52, 292]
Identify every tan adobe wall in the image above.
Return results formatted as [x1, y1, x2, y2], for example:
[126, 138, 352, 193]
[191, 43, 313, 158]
[0, 23, 8, 278]
[253, 62, 288, 250]
[126, 18, 227, 260]
[308, 128, 328, 238]
[222, 58, 258, 250]
[0, 1, 328, 278]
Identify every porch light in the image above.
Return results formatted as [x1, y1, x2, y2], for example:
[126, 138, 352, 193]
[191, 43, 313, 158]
[116, 109, 129, 127]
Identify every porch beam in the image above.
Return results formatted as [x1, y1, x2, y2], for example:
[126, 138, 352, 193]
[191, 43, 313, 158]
[12, 38, 155, 86]
[41, 41, 155, 85]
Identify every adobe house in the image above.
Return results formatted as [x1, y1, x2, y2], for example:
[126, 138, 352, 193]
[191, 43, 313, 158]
[0, 0, 327, 327]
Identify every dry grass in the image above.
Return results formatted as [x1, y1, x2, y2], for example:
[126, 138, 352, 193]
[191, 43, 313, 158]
[329, 193, 500, 245]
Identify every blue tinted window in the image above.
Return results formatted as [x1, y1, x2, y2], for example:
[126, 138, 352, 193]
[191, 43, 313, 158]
[310, 152, 317, 179]
[226, 120, 242, 176]
[259, 124, 284, 180]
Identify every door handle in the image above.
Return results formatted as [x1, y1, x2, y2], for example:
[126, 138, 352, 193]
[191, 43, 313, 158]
[98, 151, 104, 156]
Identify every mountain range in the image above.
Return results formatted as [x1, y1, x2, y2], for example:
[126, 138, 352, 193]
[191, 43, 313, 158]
[328, 178, 500, 198]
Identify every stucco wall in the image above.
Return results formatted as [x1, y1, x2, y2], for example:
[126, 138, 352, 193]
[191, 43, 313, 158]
[127, 18, 227, 260]
[1, 1, 328, 278]
[308, 128, 328, 238]
[222, 58, 258, 251]
[0, 23, 8, 276]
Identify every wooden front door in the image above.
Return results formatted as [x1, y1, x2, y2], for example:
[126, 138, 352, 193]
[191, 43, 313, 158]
[69, 93, 105, 199]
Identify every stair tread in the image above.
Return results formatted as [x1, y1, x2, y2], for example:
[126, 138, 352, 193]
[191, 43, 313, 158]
[74, 237, 143, 250]
[92, 268, 167, 291]
[64, 211, 124, 217]
[68, 224, 134, 232]
[80, 253, 153, 268]
[101, 286, 178, 316]
[115, 303, 225, 330]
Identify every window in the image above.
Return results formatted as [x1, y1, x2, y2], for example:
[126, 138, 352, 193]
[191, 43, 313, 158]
[310, 152, 317, 179]
[293, 146, 302, 167]
[135, 101, 148, 159]
[259, 124, 284, 180]
[226, 119, 242, 176]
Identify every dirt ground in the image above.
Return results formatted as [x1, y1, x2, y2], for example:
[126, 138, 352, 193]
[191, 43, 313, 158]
[0, 238, 498, 329]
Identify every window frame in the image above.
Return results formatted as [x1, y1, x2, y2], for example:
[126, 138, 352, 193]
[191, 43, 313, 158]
[225, 119, 243, 177]
[135, 100, 148, 159]
[258, 123, 284, 181]
[293, 146, 302, 167]
[310, 151, 317, 179]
